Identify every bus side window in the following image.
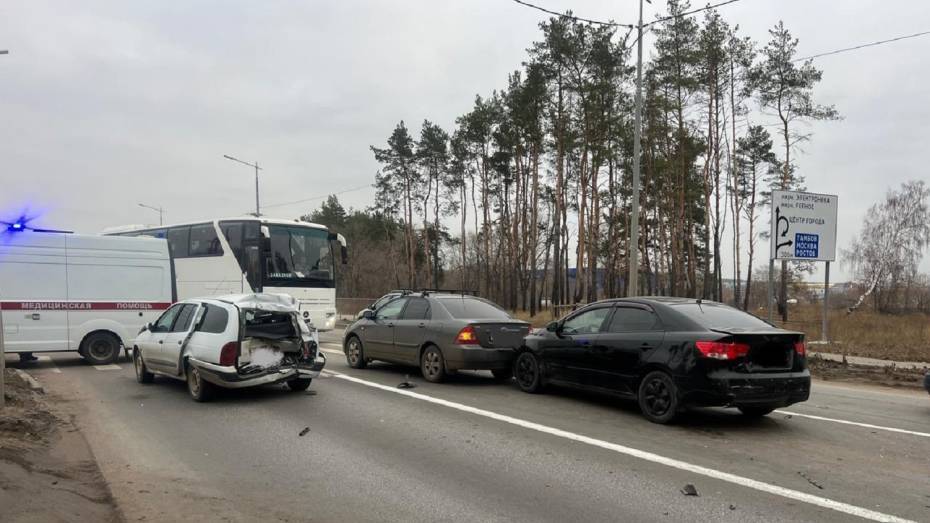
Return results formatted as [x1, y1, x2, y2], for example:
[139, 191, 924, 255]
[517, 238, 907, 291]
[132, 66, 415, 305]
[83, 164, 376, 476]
[189, 223, 223, 257]
[167, 227, 190, 258]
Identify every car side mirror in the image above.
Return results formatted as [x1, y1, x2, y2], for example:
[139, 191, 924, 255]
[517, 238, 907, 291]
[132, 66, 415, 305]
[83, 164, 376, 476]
[362, 309, 376, 320]
[546, 321, 560, 333]
[146, 322, 154, 331]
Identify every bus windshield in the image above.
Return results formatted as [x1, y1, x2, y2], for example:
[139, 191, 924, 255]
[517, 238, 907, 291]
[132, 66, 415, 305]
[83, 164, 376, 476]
[264, 225, 333, 287]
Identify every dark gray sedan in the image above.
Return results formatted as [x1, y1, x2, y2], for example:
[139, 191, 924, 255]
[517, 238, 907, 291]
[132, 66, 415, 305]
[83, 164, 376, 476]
[342, 292, 530, 382]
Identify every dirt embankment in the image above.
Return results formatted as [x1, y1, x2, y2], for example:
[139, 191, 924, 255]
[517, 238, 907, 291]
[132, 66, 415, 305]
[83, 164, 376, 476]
[0, 368, 122, 522]
[808, 356, 928, 390]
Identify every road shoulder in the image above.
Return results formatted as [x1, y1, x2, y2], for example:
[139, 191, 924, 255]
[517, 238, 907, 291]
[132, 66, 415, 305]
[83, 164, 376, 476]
[0, 368, 122, 522]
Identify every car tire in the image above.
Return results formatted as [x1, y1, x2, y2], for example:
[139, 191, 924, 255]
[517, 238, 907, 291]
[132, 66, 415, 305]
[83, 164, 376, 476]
[420, 345, 446, 383]
[491, 368, 513, 381]
[186, 363, 215, 402]
[738, 405, 776, 418]
[81, 332, 121, 365]
[287, 378, 312, 392]
[513, 351, 544, 393]
[638, 371, 680, 424]
[133, 347, 154, 384]
[345, 336, 367, 369]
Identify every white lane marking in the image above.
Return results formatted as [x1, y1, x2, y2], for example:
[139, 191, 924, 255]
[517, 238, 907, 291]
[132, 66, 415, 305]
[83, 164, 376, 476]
[36, 355, 62, 373]
[93, 364, 122, 371]
[775, 410, 930, 439]
[326, 370, 913, 523]
[320, 343, 930, 440]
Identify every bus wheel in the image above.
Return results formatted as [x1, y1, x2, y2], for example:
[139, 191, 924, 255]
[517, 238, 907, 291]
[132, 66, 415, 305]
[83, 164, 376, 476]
[81, 332, 121, 365]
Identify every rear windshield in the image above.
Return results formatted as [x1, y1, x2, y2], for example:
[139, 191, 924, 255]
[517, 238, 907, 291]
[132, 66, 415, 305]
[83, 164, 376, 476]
[671, 303, 772, 331]
[436, 297, 510, 320]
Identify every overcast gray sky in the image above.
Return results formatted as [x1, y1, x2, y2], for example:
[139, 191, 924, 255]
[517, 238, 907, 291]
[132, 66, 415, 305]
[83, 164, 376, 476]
[2, 0, 929, 281]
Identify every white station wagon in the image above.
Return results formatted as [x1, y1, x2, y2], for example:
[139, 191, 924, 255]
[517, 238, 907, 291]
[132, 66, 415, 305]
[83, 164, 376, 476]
[132, 293, 326, 401]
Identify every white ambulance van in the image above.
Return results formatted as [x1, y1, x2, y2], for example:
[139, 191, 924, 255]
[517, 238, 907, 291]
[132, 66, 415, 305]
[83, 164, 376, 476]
[0, 231, 174, 364]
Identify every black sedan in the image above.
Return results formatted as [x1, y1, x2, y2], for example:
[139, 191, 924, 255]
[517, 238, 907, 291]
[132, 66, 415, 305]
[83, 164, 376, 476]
[343, 292, 530, 383]
[514, 297, 811, 424]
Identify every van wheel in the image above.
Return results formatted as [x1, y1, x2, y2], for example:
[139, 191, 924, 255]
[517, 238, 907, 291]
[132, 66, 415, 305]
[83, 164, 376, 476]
[638, 371, 680, 424]
[287, 378, 312, 392]
[81, 332, 121, 365]
[186, 364, 215, 402]
[133, 348, 154, 384]
[345, 336, 367, 369]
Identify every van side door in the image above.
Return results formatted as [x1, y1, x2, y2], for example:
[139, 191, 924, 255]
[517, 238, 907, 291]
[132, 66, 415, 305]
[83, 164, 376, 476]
[0, 233, 70, 352]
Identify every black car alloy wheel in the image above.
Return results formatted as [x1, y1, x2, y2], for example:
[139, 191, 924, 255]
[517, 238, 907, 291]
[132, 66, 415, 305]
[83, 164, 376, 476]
[638, 371, 679, 424]
[514, 351, 543, 393]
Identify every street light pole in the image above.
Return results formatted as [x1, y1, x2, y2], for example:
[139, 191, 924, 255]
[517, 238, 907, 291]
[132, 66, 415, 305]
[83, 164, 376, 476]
[223, 154, 262, 216]
[137, 203, 164, 226]
[628, 0, 645, 297]
[1, 48, 7, 408]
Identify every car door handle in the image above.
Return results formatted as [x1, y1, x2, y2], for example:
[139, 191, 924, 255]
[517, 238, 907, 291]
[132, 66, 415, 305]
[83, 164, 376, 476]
[417, 323, 426, 328]
[177, 340, 183, 345]
[158, 340, 164, 344]
[640, 343, 653, 350]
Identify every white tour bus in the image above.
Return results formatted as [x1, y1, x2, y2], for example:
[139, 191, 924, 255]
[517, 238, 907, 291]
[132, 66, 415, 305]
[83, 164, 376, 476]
[0, 231, 174, 364]
[105, 217, 347, 331]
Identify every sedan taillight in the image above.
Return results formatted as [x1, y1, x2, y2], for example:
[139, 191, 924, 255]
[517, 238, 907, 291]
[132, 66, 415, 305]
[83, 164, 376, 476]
[794, 340, 807, 357]
[695, 340, 750, 360]
[219, 341, 239, 366]
[455, 325, 479, 345]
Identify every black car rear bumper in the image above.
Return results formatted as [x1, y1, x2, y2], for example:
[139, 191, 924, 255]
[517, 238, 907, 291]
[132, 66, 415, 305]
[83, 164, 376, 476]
[681, 369, 811, 408]
[445, 345, 516, 371]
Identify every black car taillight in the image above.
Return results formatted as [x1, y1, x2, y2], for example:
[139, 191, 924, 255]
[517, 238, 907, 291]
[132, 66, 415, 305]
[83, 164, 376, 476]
[695, 340, 750, 361]
[794, 340, 807, 357]
[219, 341, 239, 366]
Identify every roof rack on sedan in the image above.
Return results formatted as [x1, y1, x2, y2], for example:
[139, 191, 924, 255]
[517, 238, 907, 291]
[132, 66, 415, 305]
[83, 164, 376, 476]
[419, 288, 479, 296]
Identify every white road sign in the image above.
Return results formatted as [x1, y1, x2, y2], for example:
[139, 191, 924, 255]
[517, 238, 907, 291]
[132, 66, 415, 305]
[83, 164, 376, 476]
[770, 190, 838, 261]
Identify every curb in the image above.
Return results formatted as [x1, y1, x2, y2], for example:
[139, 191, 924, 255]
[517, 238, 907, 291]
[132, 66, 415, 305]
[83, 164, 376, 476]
[13, 368, 45, 394]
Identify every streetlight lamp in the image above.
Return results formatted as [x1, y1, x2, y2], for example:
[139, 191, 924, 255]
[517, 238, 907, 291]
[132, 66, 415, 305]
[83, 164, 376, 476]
[223, 154, 262, 217]
[137, 203, 164, 226]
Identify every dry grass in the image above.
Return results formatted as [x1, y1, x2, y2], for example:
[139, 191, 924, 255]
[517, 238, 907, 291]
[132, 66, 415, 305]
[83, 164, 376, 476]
[776, 305, 930, 363]
[511, 304, 930, 363]
[509, 309, 557, 327]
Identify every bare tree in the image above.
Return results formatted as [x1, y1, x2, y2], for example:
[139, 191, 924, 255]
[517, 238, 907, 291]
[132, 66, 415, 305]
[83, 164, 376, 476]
[844, 180, 930, 313]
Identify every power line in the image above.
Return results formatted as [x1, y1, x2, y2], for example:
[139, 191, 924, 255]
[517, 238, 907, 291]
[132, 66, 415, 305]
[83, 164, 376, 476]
[261, 183, 373, 210]
[794, 29, 930, 62]
[510, 0, 634, 28]
[263, 183, 373, 209]
[510, 0, 744, 38]
[646, 0, 743, 27]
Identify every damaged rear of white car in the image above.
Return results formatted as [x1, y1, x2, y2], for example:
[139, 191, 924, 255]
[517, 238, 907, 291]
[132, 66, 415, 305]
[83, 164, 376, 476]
[132, 293, 326, 401]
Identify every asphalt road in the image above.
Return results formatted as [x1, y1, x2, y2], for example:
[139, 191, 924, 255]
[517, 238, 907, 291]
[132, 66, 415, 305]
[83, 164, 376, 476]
[7, 332, 930, 523]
